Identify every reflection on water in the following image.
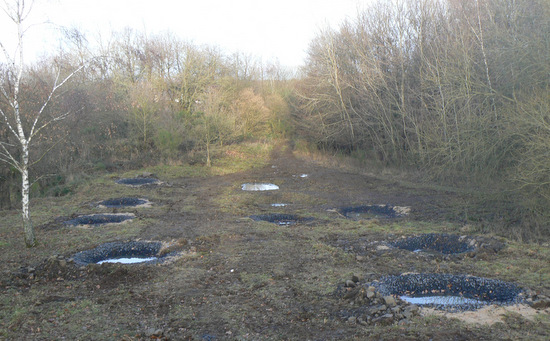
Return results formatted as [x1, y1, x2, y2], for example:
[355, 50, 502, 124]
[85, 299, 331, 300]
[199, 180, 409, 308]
[97, 257, 157, 264]
[400, 295, 484, 306]
[271, 203, 287, 207]
[241, 183, 279, 191]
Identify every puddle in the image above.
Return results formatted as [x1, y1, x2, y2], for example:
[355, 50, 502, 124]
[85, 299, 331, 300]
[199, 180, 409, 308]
[72, 241, 177, 266]
[271, 203, 287, 207]
[391, 234, 474, 255]
[241, 183, 279, 191]
[376, 273, 523, 311]
[339, 205, 410, 219]
[400, 295, 484, 306]
[63, 213, 135, 226]
[115, 178, 160, 186]
[97, 257, 158, 264]
[98, 197, 151, 208]
[249, 213, 312, 226]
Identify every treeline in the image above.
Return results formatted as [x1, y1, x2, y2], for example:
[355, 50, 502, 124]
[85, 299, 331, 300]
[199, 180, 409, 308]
[0, 28, 293, 208]
[2, 0, 549, 239]
[295, 0, 550, 238]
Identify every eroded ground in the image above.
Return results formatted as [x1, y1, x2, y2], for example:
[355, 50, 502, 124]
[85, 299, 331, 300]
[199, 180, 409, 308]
[1, 142, 549, 340]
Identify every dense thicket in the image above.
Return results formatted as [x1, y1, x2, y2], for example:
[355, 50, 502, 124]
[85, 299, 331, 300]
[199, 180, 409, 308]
[0, 29, 293, 209]
[296, 0, 550, 238]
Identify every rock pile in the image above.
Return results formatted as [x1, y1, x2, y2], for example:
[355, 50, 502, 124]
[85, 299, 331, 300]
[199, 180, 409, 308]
[337, 276, 421, 326]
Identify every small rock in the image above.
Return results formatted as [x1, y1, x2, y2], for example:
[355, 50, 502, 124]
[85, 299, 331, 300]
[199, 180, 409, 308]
[345, 280, 356, 288]
[348, 316, 357, 323]
[376, 245, 390, 251]
[383, 296, 397, 307]
[59, 260, 67, 268]
[352, 275, 360, 283]
[530, 298, 550, 309]
[367, 291, 375, 299]
[145, 328, 164, 337]
[372, 313, 394, 326]
[343, 288, 358, 299]
[367, 286, 376, 292]
[355, 255, 365, 261]
[403, 304, 420, 318]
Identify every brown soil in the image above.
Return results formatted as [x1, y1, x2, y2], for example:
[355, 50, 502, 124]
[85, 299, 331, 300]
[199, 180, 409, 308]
[1, 143, 548, 340]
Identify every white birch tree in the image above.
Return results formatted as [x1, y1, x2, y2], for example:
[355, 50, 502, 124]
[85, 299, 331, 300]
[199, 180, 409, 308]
[0, 0, 85, 247]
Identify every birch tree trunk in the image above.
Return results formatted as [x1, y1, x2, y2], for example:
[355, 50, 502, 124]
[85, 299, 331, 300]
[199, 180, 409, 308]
[21, 153, 35, 247]
[1, 0, 86, 247]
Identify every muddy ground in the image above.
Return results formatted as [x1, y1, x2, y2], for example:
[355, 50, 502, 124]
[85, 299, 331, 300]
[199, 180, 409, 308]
[1, 142, 549, 340]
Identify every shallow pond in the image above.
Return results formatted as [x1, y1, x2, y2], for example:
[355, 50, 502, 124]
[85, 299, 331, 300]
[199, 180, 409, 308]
[400, 295, 484, 306]
[97, 257, 158, 264]
[241, 183, 279, 191]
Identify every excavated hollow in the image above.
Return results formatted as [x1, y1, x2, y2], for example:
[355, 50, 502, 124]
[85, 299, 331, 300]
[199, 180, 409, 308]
[249, 213, 313, 226]
[72, 241, 166, 266]
[340, 205, 408, 219]
[390, 234, 474, 255]
[63, 214, 135, 226]
[375, 273, 523, 311]
[98, 197, 148, 208]
[115, 178, 160, 186]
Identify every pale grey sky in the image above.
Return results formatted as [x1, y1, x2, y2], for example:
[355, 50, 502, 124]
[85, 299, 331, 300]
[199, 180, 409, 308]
[1, 0, 375, 68]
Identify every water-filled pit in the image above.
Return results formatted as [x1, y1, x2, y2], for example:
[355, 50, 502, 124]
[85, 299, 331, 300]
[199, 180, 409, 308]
[115, 177, 160, 186]
[72, 241, 171, 266]
[241, 183, 279, 191]
[63, 213, 135, 226]
[97, 257, 158, 264]
[249, 213, 312, 226]
[339, 205, 410, 219]
[375, 273, 523, 311]
[98, 197, 151, 208]
[390, 234, 474, 255]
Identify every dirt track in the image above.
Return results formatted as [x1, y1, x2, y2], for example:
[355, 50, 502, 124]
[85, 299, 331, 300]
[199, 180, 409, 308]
[1, 143, 549, 340]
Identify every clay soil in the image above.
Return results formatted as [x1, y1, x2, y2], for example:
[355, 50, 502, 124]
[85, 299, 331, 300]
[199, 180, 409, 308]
[1, 142, 549, 340]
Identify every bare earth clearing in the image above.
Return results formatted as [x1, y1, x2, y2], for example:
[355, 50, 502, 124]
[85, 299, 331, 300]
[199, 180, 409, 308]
[1, 142, 549, 340]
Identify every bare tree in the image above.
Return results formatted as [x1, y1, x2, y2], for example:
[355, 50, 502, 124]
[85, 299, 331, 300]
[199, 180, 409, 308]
[0, 0, 85, 247]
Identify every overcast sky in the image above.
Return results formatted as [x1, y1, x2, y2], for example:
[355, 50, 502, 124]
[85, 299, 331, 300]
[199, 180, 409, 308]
[1, 0, 375, 69]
